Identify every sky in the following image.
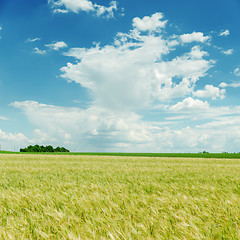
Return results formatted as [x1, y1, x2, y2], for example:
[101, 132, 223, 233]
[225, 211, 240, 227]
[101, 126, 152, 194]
[0, 0, 240, 152]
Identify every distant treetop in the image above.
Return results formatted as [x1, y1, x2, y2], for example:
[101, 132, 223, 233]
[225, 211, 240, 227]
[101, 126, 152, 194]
[20, 145, 70, 153]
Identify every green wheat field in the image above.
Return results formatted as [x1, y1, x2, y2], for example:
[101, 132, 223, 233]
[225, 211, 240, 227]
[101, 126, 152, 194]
[0, 154, 240, 239]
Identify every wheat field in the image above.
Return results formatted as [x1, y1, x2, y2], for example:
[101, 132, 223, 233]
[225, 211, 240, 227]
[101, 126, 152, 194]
[0, 154, 239, 239]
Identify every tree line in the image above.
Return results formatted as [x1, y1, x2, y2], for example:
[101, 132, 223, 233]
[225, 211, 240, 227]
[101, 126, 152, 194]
[20, 145, 70, 153]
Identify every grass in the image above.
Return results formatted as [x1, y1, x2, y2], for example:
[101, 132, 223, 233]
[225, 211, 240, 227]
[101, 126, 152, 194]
[0, 154, 240, 239]
[2, 150, 240, 159]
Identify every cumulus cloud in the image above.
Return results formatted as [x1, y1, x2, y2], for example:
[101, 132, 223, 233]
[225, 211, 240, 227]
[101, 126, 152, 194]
[11, 12, 239, 152]
[11, 101, 151, 151]
[32, 41, 68, 55]
[11, 100, 240, 153]
[219, 82, 228, 88]
[33, 47, 47, 55]
[48, 0, 119, 18]
[221, 49, 233, 55]
[180, 32, 210, 44]
[61, 32, 170, 109]
[132, 12, 167, 32]
[49, 0, 94, 13]
[234, 68, 240, 76]
[46, 41, 68, 51]
[0, 129, 27, 142]
[0, 26, 2, 39]
[61, 15, 213, 108]
[95, 1, 118, 18]
[0, 129, 30, 151]
[187, 46, 208, 59]
[219, 29, 230, 36]
[229, 82, 240, 88]
[219, 81, 240, 88]
[61, 42, 211, 106]
[193, 85, 226, 100]
[169, 97, 209, 111]
[63, 47, 87, 59]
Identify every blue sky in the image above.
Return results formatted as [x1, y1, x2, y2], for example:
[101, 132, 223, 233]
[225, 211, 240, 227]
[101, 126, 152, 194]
[0, 0, 240, 152]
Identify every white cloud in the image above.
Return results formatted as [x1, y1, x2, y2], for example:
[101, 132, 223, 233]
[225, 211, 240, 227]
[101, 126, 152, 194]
[32, 41, 68, 55]
[132, 12, 167, 32]
[167, 39, 179, 48]
[169, 118, 240, 152]
[27, 37, 41, 42]
[165, 115, 187, 121]
[11, 100, 240, 153]
[49, 0, 94, 13]
[53, 9, 68, 13]
[61, 18, 213, 108]
[187, 45, 208, 59]
[0, 26, 2, 39]
[33, 47, 47, 55]
[219, 81, 240, 88]
[0, 129, 27, 142]
[46, 41, 68, 51]
[193, 85, 226, 100]
[63, 47, 87, 59]
[11, 101, 151, 151]
[230, 82, 240, 88]
[169, 97, 209, 111]
[180, 32, 210, 44]
[62, 42, 211, 105]
[152, 57, 213, 101]
[10, 12, 239, 152]
[221, 49, 233, 55]
[61, 32, 171, 109]
[95, 1, 118, 18]
[0, 116, 8, 121]
[48, 0, 119, 18]
[234, 68, 240, 76]
[219, 29, 230, 36]
[0, 129, 30, 151]
[219, 82, 228, 88]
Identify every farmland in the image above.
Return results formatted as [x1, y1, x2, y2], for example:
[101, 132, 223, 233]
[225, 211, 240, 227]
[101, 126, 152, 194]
[0, 154, 240, 239]
[1, 151, 240, 159]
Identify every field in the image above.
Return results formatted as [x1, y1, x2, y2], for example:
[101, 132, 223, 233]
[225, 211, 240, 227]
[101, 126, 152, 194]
[2, 151, 240, 159]
[0, 154, 240, 239]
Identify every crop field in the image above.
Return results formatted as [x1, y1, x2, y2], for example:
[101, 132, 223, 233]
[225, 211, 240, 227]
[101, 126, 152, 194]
[2, 151, 240, 159]
[0, 154, 240, 239]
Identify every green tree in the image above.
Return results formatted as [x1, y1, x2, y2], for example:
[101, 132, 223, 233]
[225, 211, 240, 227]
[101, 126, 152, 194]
[20, 145, 70, 153]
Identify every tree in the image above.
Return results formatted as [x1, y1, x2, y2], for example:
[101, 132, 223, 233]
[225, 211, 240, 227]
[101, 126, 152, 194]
[20, 145, 70, 153]
[46, 145, 54, 152]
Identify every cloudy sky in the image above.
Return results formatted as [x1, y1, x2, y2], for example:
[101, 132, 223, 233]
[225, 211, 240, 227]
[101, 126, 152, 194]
[0, 0, 240, 152]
